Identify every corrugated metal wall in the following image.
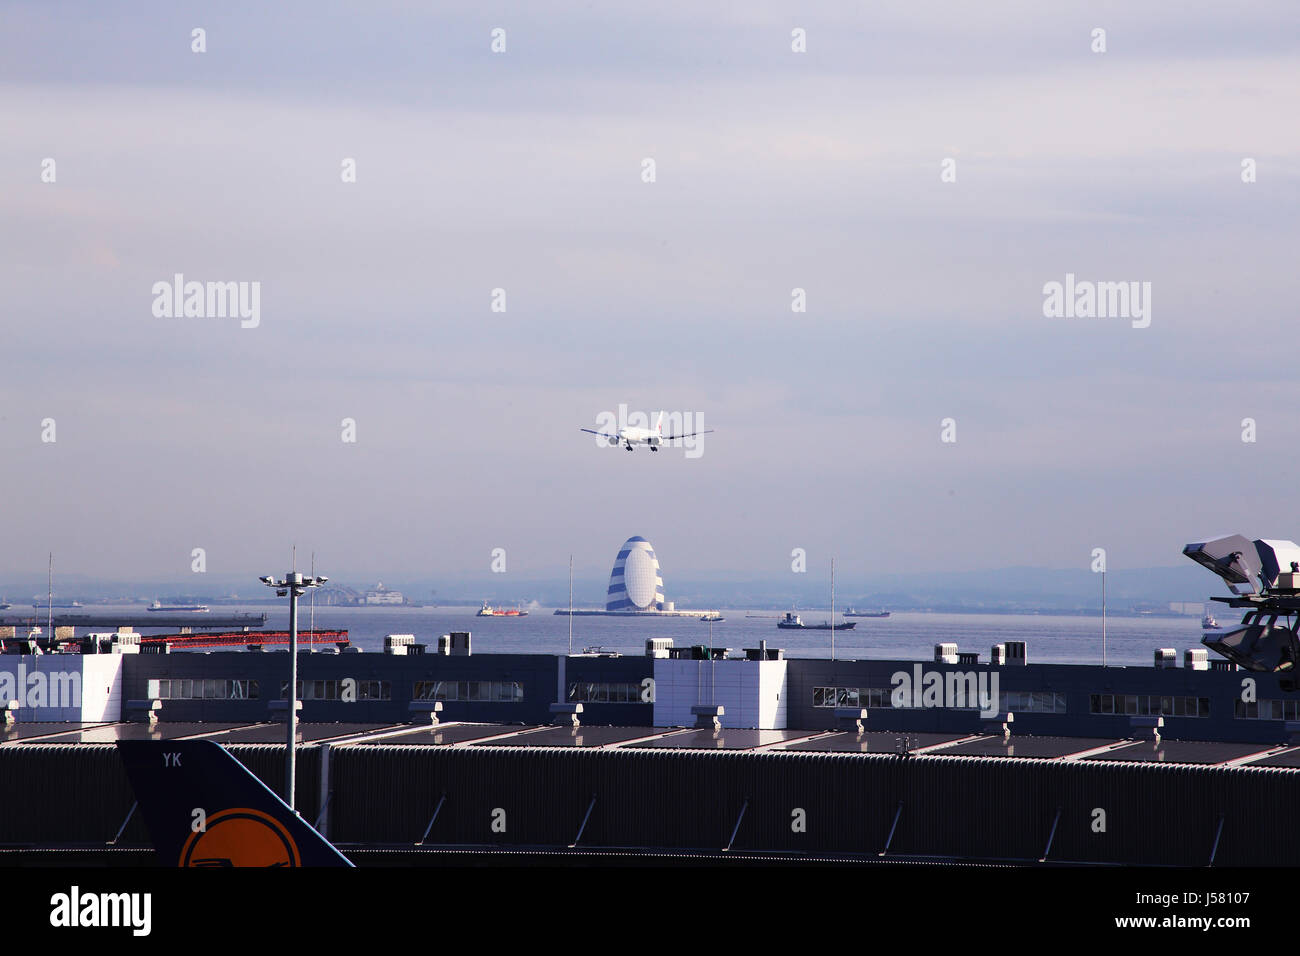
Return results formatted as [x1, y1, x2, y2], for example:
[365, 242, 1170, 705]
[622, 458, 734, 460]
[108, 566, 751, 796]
[3, 742, 1297, 865]
[0, 745, 147, 845]
[225, 745, 322, 828]
[0, 744, 320, 848]
[329, 747, 1300, 865]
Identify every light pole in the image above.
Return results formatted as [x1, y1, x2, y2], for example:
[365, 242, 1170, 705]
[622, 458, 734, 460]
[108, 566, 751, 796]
[260, 568, 326, 812]
[830, 557, 836, 662]
[1101, 567, 1107, 668]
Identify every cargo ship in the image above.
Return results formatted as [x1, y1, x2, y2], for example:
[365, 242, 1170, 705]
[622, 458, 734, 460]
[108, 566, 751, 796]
[777, 611, 855, 630]
[844, 607, 891, 618]
[147, 601, 210, 613]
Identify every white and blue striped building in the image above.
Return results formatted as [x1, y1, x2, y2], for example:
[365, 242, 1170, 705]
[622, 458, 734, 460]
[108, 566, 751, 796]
[605, 536, 665, 611]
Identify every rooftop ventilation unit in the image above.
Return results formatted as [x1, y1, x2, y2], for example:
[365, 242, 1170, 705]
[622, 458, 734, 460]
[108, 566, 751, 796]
[436, 632, 472, 656]
[384, 634, 415, 655]
[982, 711, 1014, 741]
[835, 707, 868, 734]
[645, 638, 674, 658]
[550, 702, 582, 727]
[1130, 715, 1164, 745]
[669, 645, 727, 660]
[691, 704, 724, 730]
[125, 699, 162, 726]
[408, 700, 443, 724]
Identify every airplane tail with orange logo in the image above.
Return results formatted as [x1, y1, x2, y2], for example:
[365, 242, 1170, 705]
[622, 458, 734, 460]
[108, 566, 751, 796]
[117, 740, 354, 867]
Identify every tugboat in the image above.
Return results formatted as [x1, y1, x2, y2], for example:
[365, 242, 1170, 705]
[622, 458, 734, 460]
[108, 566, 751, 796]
[1202, 610, 1220, 630]
[777, 612, 855, 631]
[699, 612, 725, 623]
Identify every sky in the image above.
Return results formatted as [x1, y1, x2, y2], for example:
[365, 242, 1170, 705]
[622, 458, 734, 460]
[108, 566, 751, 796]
[1, 1, 1298, 593]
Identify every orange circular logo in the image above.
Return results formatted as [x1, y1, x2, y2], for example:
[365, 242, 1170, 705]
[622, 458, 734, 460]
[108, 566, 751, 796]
[180, 808, 301, 867]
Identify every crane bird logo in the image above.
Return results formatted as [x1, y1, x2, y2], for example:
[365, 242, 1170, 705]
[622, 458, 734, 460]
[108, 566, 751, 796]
[180, 807, 301, 867]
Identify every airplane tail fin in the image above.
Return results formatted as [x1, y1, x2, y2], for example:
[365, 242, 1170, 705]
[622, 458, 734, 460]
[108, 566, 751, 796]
[116, 740, 353, 867]
[655, 410, 664, 434]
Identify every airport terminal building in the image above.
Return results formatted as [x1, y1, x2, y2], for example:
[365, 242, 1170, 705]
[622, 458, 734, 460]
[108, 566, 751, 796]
[2, 631, 1293, 745]
[5, 635, 1300, 866]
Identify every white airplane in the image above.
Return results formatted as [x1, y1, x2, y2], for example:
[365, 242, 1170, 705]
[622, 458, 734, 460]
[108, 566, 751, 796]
[581, 411, 714, 452]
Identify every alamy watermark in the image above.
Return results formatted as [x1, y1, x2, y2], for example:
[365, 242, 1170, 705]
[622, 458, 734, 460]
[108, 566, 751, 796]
[49, 886, 150, 936]
[890, 664, 1001, 718]
[0, 664, 81, 709]
[590, 403, 710, 458]
[151, 274, 260, 328]
[1042, 273, 1151, 329]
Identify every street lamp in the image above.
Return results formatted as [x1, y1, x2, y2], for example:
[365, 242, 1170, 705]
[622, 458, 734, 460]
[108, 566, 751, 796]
[260, 569, 327, 811]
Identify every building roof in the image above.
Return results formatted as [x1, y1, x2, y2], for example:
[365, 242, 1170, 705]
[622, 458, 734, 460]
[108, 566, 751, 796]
[782, 731, 968, 753]
[5, 721, 1300, 770]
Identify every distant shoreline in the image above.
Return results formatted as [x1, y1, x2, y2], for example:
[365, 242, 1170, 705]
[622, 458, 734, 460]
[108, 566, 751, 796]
[1, 601, 1210, 621]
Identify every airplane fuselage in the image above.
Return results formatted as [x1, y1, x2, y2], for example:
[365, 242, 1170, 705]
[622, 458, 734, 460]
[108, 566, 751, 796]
[616, 427, 661, 450]
[580, 410, 710, 453]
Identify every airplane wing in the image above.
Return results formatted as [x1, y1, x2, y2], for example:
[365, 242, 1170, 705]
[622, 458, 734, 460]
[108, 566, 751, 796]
[116, 740, 354, 867]
[659, 428, 715, 441]
[579, 428, 621, 441]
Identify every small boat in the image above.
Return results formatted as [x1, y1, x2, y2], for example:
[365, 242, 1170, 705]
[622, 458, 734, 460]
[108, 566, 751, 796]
[148, 601, 210, 612]
[700, 612, 725, 623]
[777, 612, 855, 630]
[1202, 612, 1220, 630]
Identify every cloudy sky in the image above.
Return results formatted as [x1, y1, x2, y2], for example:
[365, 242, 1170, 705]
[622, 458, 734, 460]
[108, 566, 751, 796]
[1, 1, 1298, 589]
